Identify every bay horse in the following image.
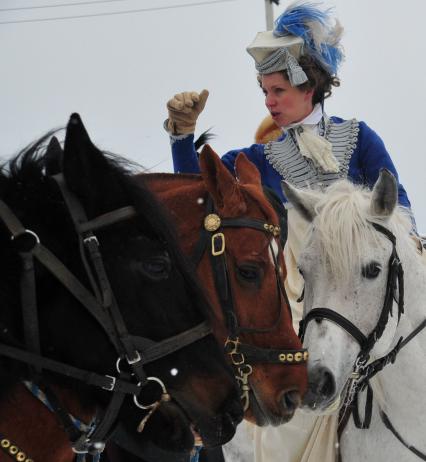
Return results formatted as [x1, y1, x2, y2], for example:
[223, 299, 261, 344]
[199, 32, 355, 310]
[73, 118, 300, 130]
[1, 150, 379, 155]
[0, 115, 243, 462]
[283, 170, 426, 461]
[109, 147, 307, 462]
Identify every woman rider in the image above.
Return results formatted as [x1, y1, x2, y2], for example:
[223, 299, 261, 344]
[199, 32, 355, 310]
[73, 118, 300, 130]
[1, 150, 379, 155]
[164, 2, 414, 461]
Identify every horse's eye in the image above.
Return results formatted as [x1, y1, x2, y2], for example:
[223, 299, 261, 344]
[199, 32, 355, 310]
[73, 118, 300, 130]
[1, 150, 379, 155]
[237, 264, 261, 284]
[362, 262, 381, 279]
[140, 254, 171, 281]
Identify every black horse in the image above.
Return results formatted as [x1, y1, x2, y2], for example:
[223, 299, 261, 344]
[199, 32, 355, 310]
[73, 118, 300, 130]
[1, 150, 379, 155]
[0, 114, 243, 462]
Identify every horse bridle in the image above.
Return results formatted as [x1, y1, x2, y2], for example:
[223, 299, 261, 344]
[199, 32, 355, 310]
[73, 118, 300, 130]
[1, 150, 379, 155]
[0, 173, 212, 459]
[299, 221, 426, 459]
[193, 196, 307, 410]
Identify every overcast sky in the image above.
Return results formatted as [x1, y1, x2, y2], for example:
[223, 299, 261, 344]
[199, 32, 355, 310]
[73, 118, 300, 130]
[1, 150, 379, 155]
[1, 0, 426, 229]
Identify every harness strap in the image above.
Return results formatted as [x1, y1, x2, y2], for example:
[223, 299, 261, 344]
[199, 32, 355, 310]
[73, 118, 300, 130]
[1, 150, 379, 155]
[352, 383, 373, 429]
[380, 410, 426, 461]
[237, 343, 308, 364]
[78, 206, 137, 233]
[32, 243, 120, 350]
[0, 343, 140, 395]
[129, 321, 211, 364]
[20, 252, 40, 359]
[0, 432, 32, 462]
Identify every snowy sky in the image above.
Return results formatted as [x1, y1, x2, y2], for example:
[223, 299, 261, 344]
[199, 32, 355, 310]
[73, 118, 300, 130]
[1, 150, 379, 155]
[1, 0, 426, 229]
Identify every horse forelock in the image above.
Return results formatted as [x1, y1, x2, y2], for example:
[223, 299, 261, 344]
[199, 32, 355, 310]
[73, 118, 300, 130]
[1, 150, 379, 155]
[310, 181, 414, 284]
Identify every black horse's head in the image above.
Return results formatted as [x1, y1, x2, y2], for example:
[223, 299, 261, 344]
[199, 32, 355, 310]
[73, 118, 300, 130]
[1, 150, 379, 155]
[0, 114, 242, 453]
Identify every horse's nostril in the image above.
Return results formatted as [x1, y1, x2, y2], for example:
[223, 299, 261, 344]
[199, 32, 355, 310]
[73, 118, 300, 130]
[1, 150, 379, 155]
[318, 369, 336, 398]
[281, 390, 301, 412]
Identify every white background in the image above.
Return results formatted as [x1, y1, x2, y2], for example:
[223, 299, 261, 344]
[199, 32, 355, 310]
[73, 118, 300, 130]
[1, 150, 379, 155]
[1, 0, 425, 229]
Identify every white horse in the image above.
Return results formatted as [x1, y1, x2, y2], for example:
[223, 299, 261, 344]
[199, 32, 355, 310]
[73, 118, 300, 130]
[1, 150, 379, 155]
[282, 170, 426, 461]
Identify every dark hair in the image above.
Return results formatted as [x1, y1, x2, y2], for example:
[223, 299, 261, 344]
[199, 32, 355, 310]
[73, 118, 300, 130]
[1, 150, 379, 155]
[290, 54, 340, 105]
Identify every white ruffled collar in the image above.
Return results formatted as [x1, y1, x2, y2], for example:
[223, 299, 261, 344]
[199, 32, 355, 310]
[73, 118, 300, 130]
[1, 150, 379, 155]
[282, 103, 324, 131]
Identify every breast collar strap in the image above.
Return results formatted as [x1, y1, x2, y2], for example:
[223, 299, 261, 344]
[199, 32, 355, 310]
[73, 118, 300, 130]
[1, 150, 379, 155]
[0, 173, 211, 452]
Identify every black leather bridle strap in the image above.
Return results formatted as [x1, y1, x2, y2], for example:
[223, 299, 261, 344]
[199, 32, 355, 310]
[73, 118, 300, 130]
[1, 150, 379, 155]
[238, 343, 308, 364]
[0, 343, 140, 395]
[352, 383, 373, 429]
[129, 321, 211, 364]
[32, 243, 121, 350]
[78, 206, 137, 233]
[52, 174, 147, 381]
[380, 410, 426, 460]
[300, 308, 368, 348]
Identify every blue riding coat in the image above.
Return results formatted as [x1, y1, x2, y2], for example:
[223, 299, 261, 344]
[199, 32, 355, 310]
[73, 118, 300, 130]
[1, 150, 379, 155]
[170, 117, 411, 209]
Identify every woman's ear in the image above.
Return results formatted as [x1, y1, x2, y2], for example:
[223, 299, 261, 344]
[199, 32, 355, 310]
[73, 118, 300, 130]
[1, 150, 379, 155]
[304, 88, 314, 101]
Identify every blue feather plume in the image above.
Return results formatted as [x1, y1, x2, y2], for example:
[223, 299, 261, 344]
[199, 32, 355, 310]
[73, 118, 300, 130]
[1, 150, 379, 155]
[273, 1, 344, 75]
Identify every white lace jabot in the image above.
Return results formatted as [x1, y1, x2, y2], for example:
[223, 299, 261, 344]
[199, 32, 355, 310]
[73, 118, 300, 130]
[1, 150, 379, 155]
[282, 104, 339, 173]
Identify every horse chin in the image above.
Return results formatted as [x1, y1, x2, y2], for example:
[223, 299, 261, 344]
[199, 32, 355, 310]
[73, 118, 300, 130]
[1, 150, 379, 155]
[147, 400, 195, 452]
[248, 390, 296, 427]
[172, 392, 243, 448]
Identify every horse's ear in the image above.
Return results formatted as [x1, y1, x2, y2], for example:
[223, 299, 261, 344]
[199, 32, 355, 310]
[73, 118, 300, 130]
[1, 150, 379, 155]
[234, 153, 261, 186]
[370, 169, 397, 217]
[62, 113, 110, 204]
[199, 145, 246, 216]
[281, 181, 318, 222]
[45, 136, 63, 175]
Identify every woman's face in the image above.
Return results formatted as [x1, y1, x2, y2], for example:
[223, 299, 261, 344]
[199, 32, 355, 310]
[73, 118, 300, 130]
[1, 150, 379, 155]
[261, 72, 314, 128]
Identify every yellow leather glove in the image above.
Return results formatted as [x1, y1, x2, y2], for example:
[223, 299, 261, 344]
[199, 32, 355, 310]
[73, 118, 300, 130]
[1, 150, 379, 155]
[166, 89, 209, 135]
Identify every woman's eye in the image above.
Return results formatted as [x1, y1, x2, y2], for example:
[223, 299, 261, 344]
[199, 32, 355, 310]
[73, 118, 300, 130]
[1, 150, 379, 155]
[362, 262, 381, 279]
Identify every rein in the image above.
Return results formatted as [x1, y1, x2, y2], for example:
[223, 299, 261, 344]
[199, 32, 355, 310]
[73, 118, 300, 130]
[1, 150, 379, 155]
[0, 173, 211, 458]
[193, 196, 307, 410]
[299, 221, 426, 459]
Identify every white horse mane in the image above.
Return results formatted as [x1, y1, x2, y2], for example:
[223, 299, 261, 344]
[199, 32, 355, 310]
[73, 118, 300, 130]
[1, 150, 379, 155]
[308, 180, 415, 283]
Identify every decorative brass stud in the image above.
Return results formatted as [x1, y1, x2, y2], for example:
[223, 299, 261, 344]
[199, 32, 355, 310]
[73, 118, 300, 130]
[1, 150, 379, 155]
[204, 214, 221, 232]
[287, 353, 294, 362]
[16, 452, 26, 462]
[294, 352, 303, 362]
[1, 439, 10, 448]
[9, 446, 18, 455]
[263, 223, 281, 237]
[303, 351, 309, 361]
[279, 353, 286, 362]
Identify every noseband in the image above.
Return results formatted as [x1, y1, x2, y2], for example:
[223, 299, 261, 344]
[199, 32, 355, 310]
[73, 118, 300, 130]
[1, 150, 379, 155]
[193, 196, 307, 410]
[0, 173, 212, 458]
[299, 221, 426, 459]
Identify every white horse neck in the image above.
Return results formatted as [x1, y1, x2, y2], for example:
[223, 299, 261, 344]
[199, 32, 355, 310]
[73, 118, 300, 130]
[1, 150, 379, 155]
[377, 244, 426, 420]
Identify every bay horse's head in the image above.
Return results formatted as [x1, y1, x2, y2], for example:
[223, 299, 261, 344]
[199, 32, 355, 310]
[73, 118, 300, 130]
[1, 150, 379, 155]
[145, 147, 308, 426]
[198, 147, 308, 425]
[0, 115, 242, 459]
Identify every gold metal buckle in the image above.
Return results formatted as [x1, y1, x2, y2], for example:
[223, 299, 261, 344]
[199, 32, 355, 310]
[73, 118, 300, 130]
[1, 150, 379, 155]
[212, 233, 225, 256]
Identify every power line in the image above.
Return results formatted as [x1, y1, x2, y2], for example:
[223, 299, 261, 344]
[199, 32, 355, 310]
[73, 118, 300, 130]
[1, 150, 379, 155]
[0, 0, 133, 12]
[0, 0, 238, 25]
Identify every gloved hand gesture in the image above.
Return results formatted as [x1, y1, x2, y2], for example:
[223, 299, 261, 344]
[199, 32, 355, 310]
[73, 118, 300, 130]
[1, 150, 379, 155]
[166, 89, 209, 135]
